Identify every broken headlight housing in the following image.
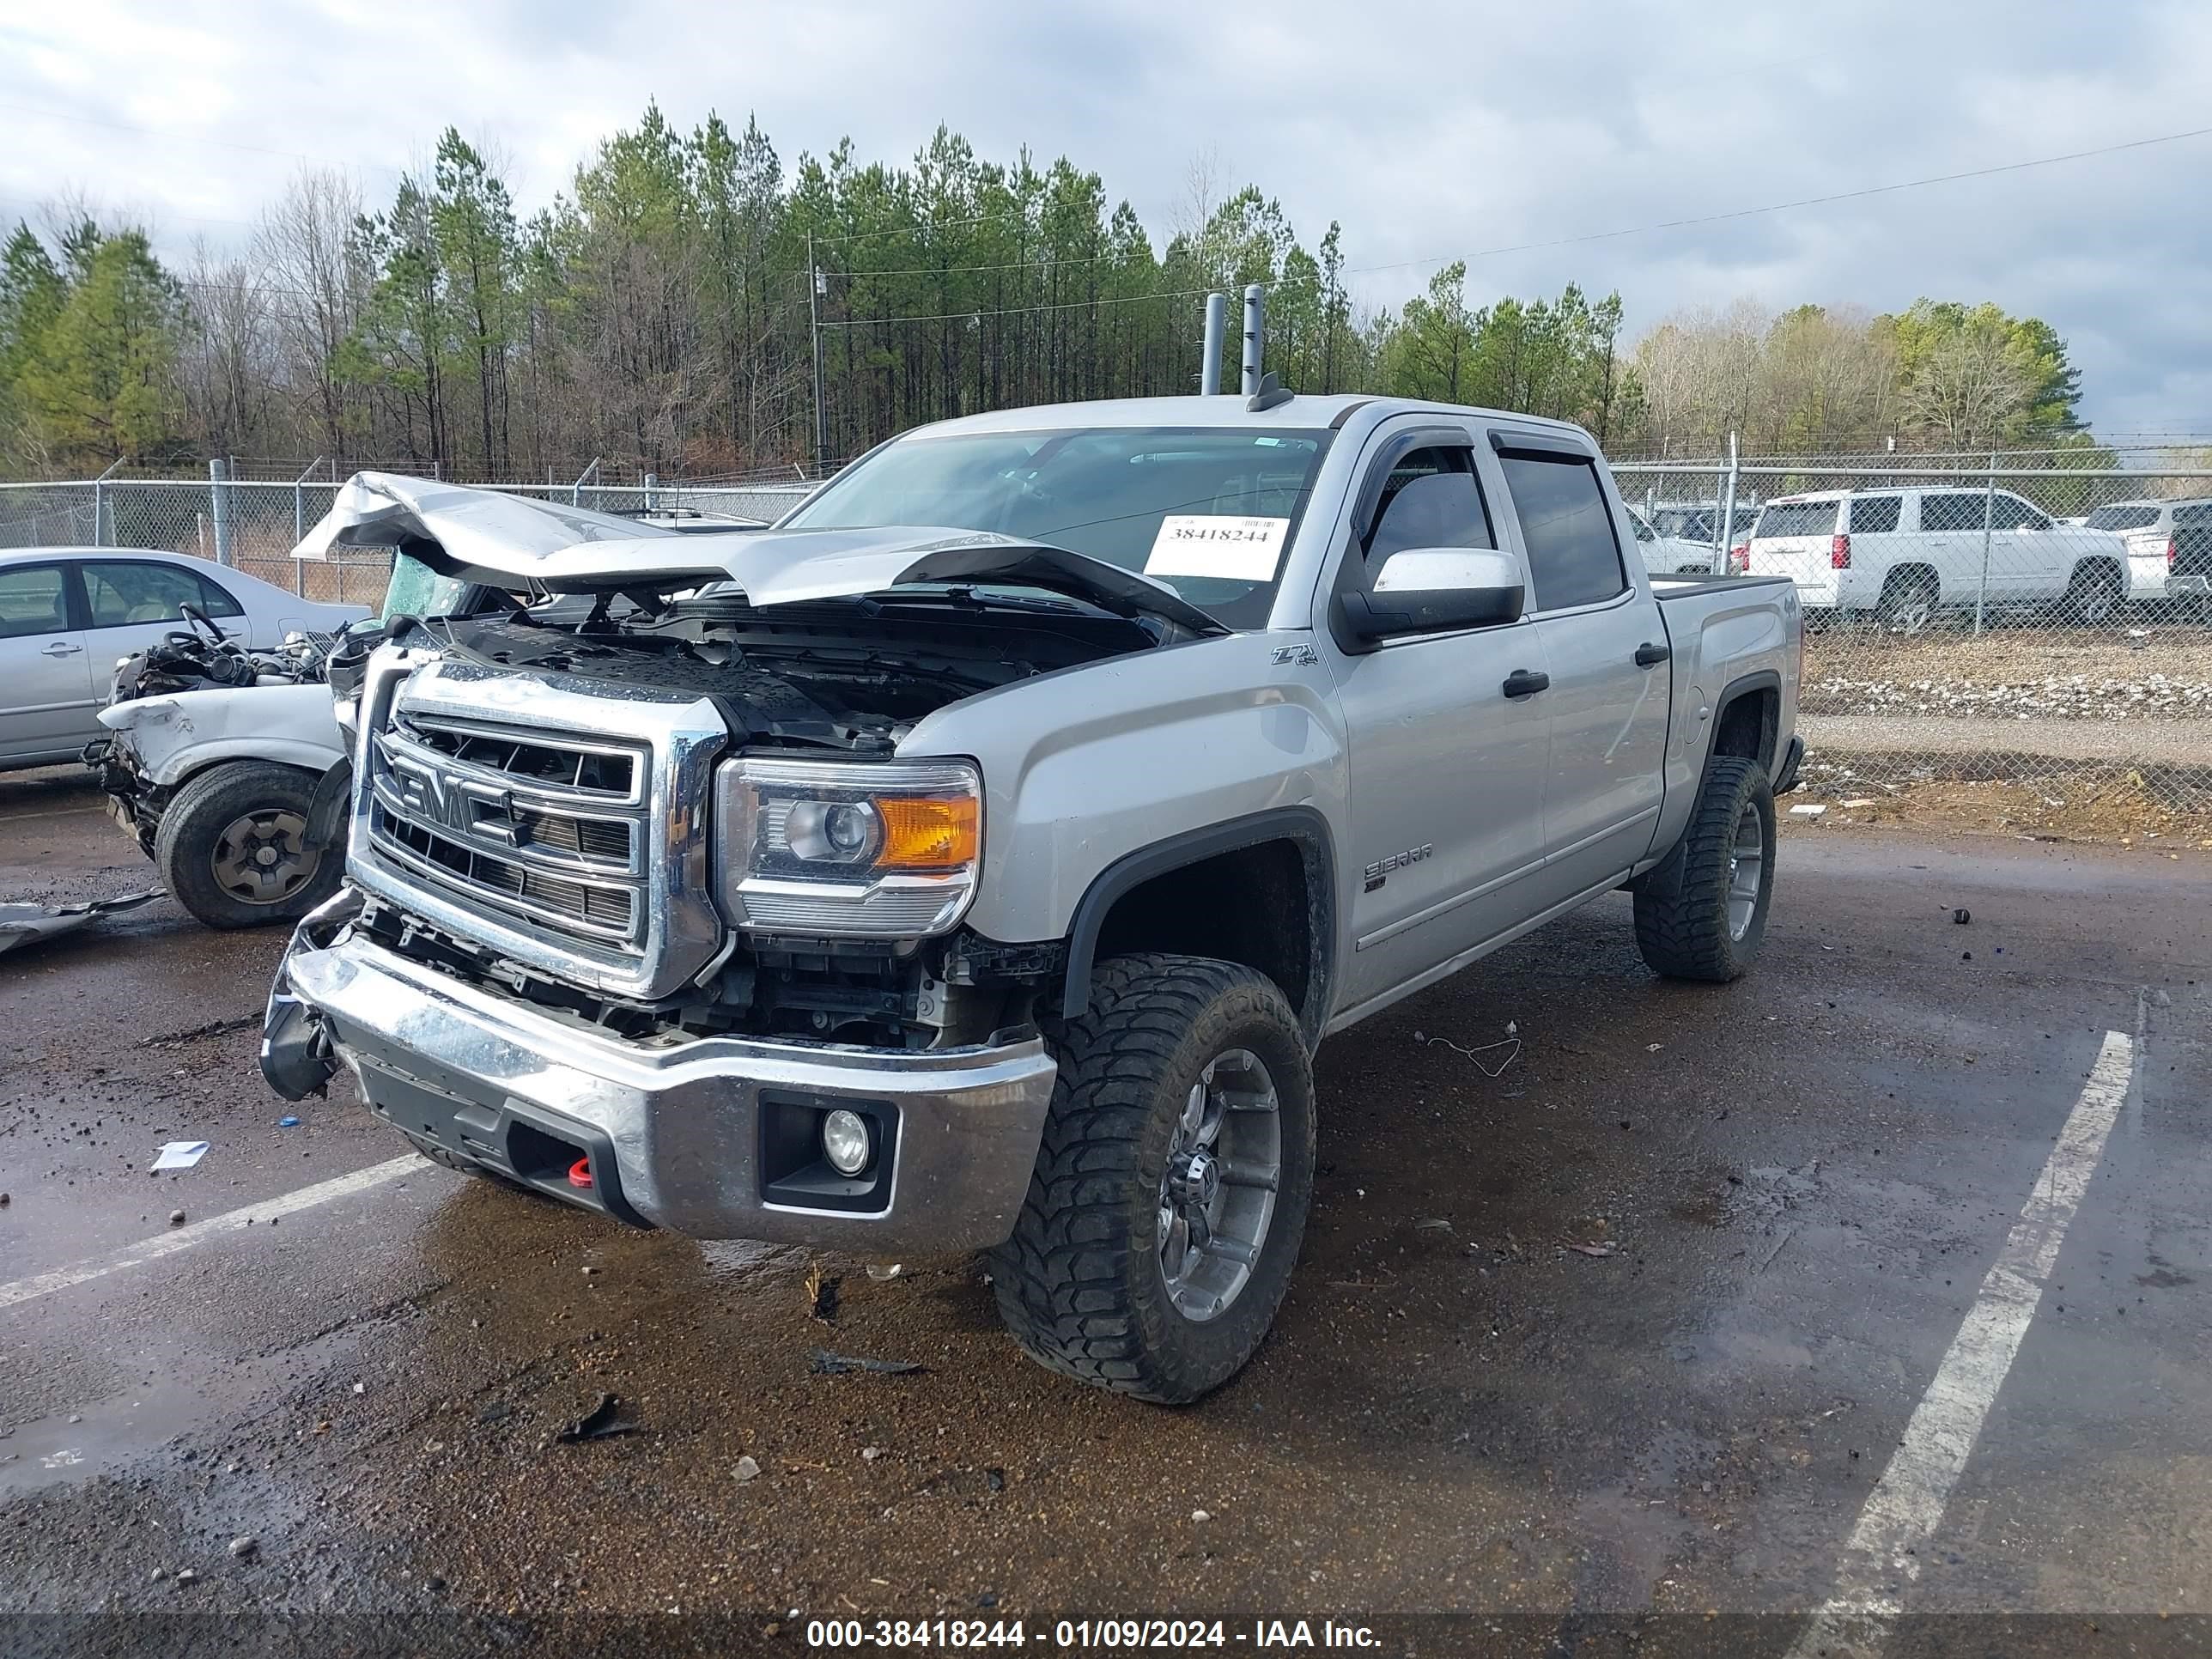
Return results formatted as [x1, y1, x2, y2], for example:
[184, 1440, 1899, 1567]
[713, 757, 982, 938]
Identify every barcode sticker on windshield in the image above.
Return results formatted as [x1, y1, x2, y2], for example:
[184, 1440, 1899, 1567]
[1145, 515, 1291, 582]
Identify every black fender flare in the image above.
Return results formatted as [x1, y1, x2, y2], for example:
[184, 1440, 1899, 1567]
[1059, 805, 1338, 1048]
[1706, 669, 1783, 782]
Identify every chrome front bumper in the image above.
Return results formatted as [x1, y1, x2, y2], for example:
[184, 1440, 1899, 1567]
[272, 925, 1058, 1251]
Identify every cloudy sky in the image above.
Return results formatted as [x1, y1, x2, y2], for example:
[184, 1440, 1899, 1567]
[4, 0, 2208, 436]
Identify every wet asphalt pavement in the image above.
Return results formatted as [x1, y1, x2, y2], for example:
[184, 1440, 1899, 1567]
[2, 763, 2209, 1658]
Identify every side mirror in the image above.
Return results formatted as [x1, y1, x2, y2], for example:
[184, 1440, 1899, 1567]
[1338, 547, 1525, 646]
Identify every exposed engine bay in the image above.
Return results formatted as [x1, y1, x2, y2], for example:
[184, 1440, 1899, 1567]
[343, 586, 1170, 1048]
[394, 586, 1172, 753]
[108, 605, 343, 702]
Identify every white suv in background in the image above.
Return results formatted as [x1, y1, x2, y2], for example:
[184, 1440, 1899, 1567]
[2082, 498, 2212, 605]
[1740, 488, 2132, 631]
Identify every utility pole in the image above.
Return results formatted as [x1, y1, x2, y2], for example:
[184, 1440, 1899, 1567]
[807, 233, 827, 475]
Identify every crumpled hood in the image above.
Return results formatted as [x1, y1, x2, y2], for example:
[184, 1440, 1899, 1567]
[294, 471, 674, 571]
[295, 472, 1226, 636]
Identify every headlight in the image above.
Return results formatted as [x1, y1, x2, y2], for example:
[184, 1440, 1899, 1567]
[714, 757, 982, 938]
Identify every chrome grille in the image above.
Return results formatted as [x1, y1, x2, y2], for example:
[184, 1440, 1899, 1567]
[364, 712, 652, 951]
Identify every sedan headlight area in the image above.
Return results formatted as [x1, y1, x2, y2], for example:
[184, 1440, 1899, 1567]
[715, 757, 982, 938]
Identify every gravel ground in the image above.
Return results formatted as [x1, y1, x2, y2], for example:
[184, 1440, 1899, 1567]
[1802, 630, 2212, 722]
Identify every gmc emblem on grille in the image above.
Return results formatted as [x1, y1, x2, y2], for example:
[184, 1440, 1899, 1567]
[392, 755, 483, 839]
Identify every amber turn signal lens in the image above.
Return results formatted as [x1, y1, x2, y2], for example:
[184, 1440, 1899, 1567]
[874, 795, 981, 870]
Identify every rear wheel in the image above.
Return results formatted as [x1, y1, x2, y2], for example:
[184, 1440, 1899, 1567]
[1877, 571, 1938, 635]
[1633, 756, 1776, 982]
[155, 762, 343, 929]
[990, 953, 1316, 1404]
[2064, 561, 2124, 626]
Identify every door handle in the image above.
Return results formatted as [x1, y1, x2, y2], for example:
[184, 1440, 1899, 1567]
[1633, 641, 1672, 667]
[1502, 668, 1550, 700]
[41, 641, 84, 658]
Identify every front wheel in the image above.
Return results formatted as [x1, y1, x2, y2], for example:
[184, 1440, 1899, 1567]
[155, 761, 343, 929]
[990, 953, 1316, 1404]
[1633, 755, 1777, 982]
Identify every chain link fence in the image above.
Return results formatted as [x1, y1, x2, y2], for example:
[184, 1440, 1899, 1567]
[6, 452, 2209, 825]
[1617, 450, 2212, 823]
[0, 471, 822, 614]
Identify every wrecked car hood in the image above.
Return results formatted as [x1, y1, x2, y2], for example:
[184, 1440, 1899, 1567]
[298, 474, 1226, 636]
[295, 472, 673, 572]
[99, 684, 347, 788]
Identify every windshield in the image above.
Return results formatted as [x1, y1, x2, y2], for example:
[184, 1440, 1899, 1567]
[380, 553, 475, 623]
[1754, 501, 1840, 538]
[2085, 504, 2162, 532]
[785, 426, 1335, 628]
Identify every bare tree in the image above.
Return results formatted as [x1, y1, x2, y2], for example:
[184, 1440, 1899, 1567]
[255, 168, 368, 467]
[179, 236, 278, 455]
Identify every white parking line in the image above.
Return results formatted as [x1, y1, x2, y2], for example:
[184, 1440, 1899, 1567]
[1785, 1029, 2136, 1657]
[0, 1154, 425, 1312]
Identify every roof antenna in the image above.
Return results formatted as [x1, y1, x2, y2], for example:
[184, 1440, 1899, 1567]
[1246, 371, 1292, 413]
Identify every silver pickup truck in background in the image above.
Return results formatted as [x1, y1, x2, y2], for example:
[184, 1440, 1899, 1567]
[261, 396, 1803, 1403]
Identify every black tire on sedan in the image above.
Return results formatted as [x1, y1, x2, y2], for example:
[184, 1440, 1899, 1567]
[155, 761, 343, 929]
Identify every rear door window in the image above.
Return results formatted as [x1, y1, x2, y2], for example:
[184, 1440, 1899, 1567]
[0, 563, 72, 640]
[1497, 451, 1626, 611]
[1848, 495, 1902, 534]
[1755, 501, 1838, 538]
[1918, 493, 1987, 532]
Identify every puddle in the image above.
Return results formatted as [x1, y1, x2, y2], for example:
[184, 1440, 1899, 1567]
[0, 1375, 212, 1495]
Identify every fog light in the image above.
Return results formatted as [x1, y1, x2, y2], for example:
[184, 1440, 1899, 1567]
[821, 1109, 872, 1176]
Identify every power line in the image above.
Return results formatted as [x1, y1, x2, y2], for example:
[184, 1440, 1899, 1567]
[1344, 125, 2212, 278]
[817, 123, 2212, 331]
[816, 285, 1214, 328]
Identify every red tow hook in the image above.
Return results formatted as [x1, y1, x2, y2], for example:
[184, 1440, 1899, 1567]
[568, 1157, 593, 1190]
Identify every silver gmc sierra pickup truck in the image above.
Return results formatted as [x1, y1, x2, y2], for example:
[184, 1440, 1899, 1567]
[261, 395, 1803, 1403]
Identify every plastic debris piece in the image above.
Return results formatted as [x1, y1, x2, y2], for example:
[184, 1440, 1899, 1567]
[554, 1393, 637, 1443]
[811, 1349, 925, 1376]
[276, 1115, 301, 1128]
[0, 889, 163, 956]
[151, 1142, 210, 1172]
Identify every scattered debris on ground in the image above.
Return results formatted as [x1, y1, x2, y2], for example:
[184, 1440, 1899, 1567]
[810, 1350, 925, 1377]
[1412, 1029, 1521, 1078]
[734, 1455, 762, 1483]
[0, 889, 162, 956]
[554, 1393, 638, 1443]
[135, 1013, 261, 1048]
[805, 1266, 842, 1322]
[150, 1141, 209, 1172]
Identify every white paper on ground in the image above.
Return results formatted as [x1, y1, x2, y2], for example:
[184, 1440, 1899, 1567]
[1144, 514, 1291, 582]
[151, 1141, 210, 1171]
